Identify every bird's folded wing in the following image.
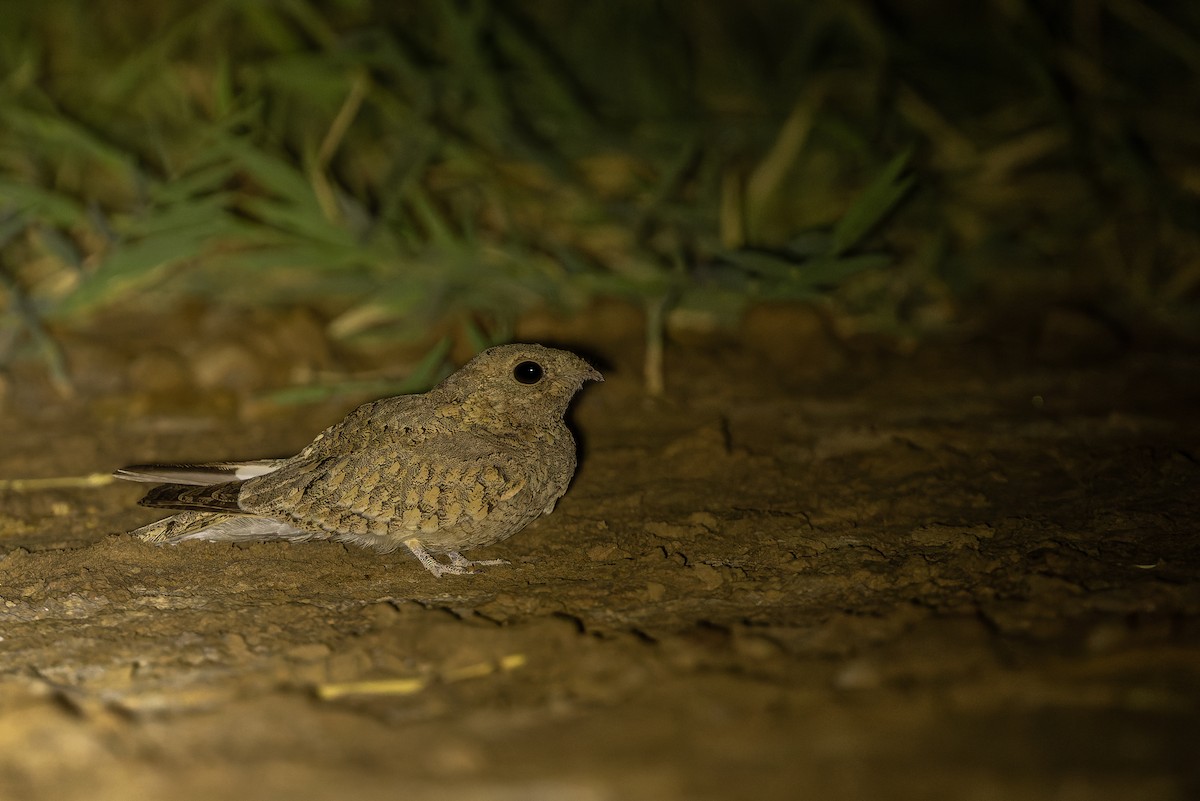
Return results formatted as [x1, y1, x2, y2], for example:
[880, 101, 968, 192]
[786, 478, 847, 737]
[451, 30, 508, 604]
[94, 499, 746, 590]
[240, 437, 529, 532]
[137, 480, 246, 513]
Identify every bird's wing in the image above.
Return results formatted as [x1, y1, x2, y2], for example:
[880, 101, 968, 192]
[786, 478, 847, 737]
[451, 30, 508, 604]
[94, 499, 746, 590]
[136, 480, 246, 513]
[240, 425, 531, 536]
[113, 459, 286, 486]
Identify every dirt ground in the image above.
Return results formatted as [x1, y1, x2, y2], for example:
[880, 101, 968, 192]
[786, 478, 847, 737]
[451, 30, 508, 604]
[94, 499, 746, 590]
[0, 303, 1196, 801]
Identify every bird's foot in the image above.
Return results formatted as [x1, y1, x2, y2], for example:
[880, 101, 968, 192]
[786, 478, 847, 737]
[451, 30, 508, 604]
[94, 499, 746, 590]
[404, 539, 508, 578]
[447, 551, 510, 571]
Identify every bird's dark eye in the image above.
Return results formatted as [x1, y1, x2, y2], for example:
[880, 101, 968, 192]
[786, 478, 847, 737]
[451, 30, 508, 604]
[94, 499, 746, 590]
[513, 360, 544, 385]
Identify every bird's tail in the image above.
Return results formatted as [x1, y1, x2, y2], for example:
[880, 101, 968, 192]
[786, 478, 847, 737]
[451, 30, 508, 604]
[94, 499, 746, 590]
[113, 459, 285, 486]
[132, 511, 317, 544]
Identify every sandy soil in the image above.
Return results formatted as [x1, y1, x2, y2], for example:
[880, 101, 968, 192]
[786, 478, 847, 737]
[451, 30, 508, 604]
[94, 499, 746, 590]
[0, 305, 1197, 801]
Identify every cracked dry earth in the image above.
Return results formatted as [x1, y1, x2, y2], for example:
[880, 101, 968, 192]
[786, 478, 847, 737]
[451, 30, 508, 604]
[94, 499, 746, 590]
[0, 318, 1197, 801]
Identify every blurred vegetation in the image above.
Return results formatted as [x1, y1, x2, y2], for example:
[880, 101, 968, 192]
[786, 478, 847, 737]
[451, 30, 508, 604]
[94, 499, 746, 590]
[1, 0, 1198, 383]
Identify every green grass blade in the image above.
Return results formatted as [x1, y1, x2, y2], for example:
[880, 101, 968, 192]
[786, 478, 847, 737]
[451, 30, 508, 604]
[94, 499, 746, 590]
[830, 150, 915, 257]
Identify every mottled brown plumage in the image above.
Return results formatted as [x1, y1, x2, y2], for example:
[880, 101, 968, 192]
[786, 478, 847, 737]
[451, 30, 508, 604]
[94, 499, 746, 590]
[116, 344, 602, 577]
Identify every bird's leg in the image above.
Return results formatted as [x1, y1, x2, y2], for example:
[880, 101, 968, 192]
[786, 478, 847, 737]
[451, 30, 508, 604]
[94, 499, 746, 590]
[403, 538, 471, 578]
[403, 538, 509, 577]
[447, 551, 510, 570]
[408, 537, 511, 575]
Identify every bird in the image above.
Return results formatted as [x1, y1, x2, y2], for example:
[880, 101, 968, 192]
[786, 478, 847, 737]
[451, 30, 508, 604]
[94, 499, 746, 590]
[114, 343, 602, 577]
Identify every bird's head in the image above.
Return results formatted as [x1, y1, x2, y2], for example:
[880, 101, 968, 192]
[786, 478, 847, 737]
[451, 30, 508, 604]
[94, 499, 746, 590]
[435, 343, 603, 433]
